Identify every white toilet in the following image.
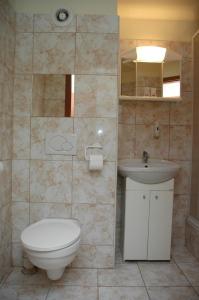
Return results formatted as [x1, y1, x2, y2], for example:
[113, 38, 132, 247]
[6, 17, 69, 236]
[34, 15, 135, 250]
[21, 218, 81, 280]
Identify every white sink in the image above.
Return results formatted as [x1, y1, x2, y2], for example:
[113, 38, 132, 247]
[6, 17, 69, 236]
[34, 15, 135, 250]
[118, 159, 180, 184]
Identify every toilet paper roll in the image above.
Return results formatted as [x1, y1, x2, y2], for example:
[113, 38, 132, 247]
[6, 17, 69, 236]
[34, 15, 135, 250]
[89, 154, 103, 171]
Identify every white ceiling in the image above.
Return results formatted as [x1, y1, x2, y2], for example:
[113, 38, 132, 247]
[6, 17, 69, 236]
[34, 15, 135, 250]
[118, 0, 199, 21]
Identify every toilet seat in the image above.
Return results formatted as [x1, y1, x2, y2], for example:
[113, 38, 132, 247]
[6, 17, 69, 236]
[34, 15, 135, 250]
[21, 218, 81, 252]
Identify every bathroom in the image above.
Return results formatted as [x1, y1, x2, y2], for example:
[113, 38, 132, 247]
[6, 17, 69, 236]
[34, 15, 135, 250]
[0, 0, 199, 299]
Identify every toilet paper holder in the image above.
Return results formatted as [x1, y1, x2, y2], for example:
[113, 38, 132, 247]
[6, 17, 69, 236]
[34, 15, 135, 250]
[85, 143, 105, 160]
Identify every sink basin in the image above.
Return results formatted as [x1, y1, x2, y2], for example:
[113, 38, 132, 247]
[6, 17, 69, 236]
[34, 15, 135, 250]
[118, 159, 180, 184]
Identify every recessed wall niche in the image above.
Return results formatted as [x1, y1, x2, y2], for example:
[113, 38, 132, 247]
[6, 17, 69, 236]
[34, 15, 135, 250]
[32, 74, 75, 117]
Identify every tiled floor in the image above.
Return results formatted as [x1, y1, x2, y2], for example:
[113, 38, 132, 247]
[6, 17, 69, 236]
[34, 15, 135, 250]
[0, 246, 199, 300]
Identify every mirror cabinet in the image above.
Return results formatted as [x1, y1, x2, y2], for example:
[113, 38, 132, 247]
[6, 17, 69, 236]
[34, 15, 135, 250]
[120, 47, 182, 101]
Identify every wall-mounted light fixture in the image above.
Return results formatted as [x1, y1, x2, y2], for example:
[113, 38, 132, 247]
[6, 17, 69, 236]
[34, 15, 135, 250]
[136, 46, 167, 63]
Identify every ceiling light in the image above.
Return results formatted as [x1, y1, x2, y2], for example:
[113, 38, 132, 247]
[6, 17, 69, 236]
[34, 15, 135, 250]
[136, 46, 167, 63]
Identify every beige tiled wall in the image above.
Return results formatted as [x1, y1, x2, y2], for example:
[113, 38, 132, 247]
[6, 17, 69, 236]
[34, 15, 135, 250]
[12, 13, 119, 268]
[119, 39, 193, 246]
[0, 0, 15, 282]
[185, 31, 199, 260]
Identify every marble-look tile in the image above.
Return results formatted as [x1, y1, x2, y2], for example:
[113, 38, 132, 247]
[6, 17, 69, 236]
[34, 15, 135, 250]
[75, 75, 117, 117]
[13, 116, 30, 159]
[4, 23, 15, 71]
[170, 92, 192, 125]
[172, 246, 198, 263]
[0, 285, 49, 300]
[76, 33, 118, 75]
[30, 160, 72, 203]
[73, 161, 116, 204]
[72, 245, 114, 268]
[185, 224, 199, 262]
[30, 203, 71, 224]
[14, 75, 32, 116]
[181, 59, 192, 92]
[116, 179, 123, 226]
[178, 263, 199, 285]
[166, 41, 188, 58]
[74, 117, 117, 161]
[118, 124, 135, 159]
[16, 13, 33, 32]
[12, 202, 29, 242]
[54, 268, 97, 286]
[77, 15, 119, 33]
[47, 286, 97, 300]
[119, 39, 137, 56]
[12, 160, 29, 202]
[135, 125, 169, 159]
[99, 287, 149, 300]
[139, 262, 189, 286]
[0, 17, 6, 67]
[34, 13, 76, 33]
[2, 68, 14, 116]
[33, 33, 75, 74]
[0, 203, 12, 248]
[15, 33, 33, 74]
[31, 117, 73, 160]
[1, 236, 10, 282]
[5, 268, 51, 285]
[0, 0, 14, 283]
[182, 42, 192, 59]
[147, 287, 199, 300]
[172, 195, 189, 243]
[0, 249, 11, 284]
[136, 102, 170, 125]
[174, 160, 191, 195]
[119, 103, 136, 125]
[0, 161, 12, 208]
[72, 204, 114, 244]
[12, 242, 24, 267]
[1, 114, 13, 159]
[194, 287, 199, 296]
[169, 125, 192, 160]
[98, 263, 144, 287]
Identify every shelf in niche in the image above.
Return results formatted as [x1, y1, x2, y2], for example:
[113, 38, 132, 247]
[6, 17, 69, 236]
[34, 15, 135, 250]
[119, 95, 182, 102]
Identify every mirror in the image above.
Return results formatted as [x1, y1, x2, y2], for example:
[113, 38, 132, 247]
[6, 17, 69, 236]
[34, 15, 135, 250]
[32, 74, 75, 117]
[163, 61, 181, 97]
[121, 48, 181, 98]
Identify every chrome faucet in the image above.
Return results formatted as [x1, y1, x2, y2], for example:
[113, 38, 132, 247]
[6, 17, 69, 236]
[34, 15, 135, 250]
[142, 151, 149, 164]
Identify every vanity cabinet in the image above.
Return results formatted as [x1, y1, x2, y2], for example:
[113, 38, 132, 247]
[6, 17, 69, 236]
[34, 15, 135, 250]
[123, 178, 174, 261]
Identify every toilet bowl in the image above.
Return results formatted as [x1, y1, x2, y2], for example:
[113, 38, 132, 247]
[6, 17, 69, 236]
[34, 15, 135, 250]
[21, 218, 81, 280]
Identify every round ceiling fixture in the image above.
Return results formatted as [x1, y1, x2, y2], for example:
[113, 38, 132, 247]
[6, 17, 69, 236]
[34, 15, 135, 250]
[52, 8, 73, 26]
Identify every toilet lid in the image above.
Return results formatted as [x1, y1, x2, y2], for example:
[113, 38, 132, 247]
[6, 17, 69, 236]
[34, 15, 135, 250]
[21, 218, 81, 252]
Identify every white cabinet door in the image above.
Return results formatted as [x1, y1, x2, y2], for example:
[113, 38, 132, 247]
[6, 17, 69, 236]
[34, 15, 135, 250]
[124, 190, 150, 260]
[148, 191, 173, 260]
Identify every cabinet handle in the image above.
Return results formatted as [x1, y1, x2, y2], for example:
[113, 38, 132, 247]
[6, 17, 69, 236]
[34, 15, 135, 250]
[155, 195, 158, 200]
[143, 195, 146, 199]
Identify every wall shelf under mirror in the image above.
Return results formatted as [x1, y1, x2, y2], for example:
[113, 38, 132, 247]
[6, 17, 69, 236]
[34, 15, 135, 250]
[120, 46, 182, 102]
[119, 95, 182, 102]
